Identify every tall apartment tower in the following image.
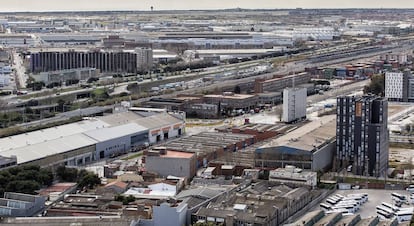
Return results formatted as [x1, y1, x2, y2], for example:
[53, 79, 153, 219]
[282, 87, 307, 123]
[336, 95, 388, 177]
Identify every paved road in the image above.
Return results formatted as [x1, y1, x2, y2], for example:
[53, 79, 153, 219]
[12, 51, 27, 89]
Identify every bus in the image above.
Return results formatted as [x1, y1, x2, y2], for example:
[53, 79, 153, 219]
[329, 196, 341, 202]
[333, 194, 344, 199]
[395, 210, 413, 222]
[377, 210, 393, 219]
[337, 201, 360, 210]
[326, 209, 349, 215]
[332, 205, 355, 214]
[406, 184, 414, 193]
[342, 197, 362, 205]
[347, 193, 368, 203]
[376, 205, 394, 215]
[381, 202, 399, 212]
[326, 198, 338, 205]
[320, 203, 331, 211]
[391, 193, 407, 203]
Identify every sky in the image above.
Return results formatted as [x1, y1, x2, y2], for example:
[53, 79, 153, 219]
[0, 0, 413, 12]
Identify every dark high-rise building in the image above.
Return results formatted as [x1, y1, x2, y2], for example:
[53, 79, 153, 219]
[336, 95, 388, 177]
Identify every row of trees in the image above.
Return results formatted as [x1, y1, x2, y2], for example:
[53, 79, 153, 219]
[0, 165, 53, 196]
[0, 164, 102, 196]
[56, 166, 101, 189]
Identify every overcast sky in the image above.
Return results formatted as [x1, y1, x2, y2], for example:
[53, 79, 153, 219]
[1, 0, 413, 12]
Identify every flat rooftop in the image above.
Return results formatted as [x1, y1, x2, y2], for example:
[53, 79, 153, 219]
[204, 94, 256, 100]
[160, 150, 194, 159]
[162, 132, 254, 156]
[261, 115, 336, 152]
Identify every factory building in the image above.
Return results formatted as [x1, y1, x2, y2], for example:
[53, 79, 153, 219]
[255, 115, 336, 172]
[204, 92, 259, 112]
[29, 48, 153, 74]
[0, 110, 185, 169]
[254, 72, 311, 93]
[282, 88, 307, 123]
[153, 132, 256, 168]
[336, 95, 388, 177]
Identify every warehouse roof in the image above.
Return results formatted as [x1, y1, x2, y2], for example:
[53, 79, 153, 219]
[204, 93, 256, 100]
[83, 123, 147, 142]
[0, 119, 108, 151]
[133, 113, 183, 130]
[260, 115, 336, 152]
[0, 133, 97, 165]
[98, 111, 145, 126]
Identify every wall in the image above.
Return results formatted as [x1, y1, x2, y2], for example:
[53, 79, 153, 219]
[312, 142, 335, 172]
[148, 125, 184, 144]
[95, 136, 131, 160]
[21, 145, 95, 168]
[146, 156, 196, 179]
[153, 203, 187, 226]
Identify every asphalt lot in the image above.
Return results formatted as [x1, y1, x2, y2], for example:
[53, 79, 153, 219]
[321, 189, 412, 219]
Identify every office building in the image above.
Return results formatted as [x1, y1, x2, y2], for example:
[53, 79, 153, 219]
[385, 71, 414, 102]
[30, 48, 153, 74]
[282, 88, 307, 123]
[385, 71, 408, 102]
[336, 95, 388, 177]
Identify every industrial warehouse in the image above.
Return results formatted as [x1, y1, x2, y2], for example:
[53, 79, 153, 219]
[0, 109, 185, 169]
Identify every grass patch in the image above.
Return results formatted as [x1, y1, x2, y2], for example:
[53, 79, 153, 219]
[121, 152, 143, 160]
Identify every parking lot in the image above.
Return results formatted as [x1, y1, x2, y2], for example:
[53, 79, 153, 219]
[322, 189, 412, 219]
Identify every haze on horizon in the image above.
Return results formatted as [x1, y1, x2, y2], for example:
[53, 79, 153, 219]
[1, 0, 413, 12]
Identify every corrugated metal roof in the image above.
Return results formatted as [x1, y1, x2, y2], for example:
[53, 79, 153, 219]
[0, 133, 97, 164]
[98, 111, 145, 126]
[134, 113, 182, 130]
[83, 123, 147, 142]
[0, 119, 108, 151]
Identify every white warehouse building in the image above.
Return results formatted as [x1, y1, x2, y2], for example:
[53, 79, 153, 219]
[282, 87, 307, 123]
[0, 110, 185, 169]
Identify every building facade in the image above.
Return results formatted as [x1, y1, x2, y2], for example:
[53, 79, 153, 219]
[30, 48, 153, 74]
[385, 71, 413, 102]
[282, 88, 307, 123]
[385, 72, 406, 102]
[254, 72, 311, 93]
[336, 95, 389, 177]
[0, 192, 45, 217]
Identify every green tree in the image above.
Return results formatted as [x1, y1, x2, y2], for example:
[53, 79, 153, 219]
[364, 74, 385, 96]
[78, 172, 101, 189]
[6, 180, 40, 195]
[56, 166, 78, 182]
